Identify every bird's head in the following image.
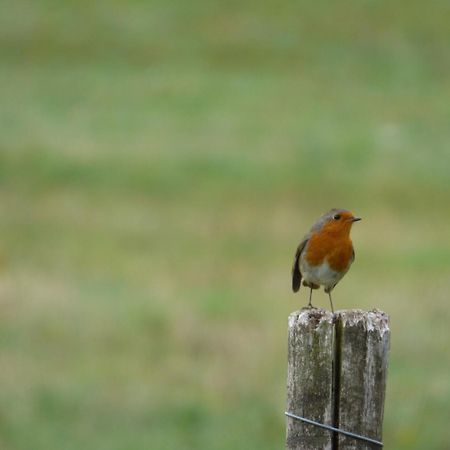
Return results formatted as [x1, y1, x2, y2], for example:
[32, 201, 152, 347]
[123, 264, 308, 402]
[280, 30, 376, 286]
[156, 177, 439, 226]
[321, 209, 361, 236]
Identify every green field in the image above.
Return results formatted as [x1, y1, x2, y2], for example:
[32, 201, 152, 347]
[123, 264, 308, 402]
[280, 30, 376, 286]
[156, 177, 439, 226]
[1, 1, 450, 449]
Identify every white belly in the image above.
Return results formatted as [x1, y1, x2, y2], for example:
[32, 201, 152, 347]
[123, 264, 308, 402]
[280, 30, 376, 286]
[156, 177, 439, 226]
[300, 258, 343, 290]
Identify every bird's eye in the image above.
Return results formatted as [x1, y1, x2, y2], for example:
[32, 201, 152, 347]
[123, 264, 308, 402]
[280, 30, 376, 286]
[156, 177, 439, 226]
[333, 214, 341, 220]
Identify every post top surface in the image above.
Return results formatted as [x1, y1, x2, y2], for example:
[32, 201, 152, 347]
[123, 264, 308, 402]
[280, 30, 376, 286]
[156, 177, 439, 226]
[335, 309, 390, 336]
[288, 308, 334, 328]
[288, 308, 390, 335]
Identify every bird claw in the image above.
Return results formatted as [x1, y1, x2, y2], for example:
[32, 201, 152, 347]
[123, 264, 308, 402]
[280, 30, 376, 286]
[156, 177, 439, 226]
[302, 304, 317, 310]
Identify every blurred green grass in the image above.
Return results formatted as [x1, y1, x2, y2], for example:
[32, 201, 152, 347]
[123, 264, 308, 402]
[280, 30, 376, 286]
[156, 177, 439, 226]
[1, 1, 450, 449]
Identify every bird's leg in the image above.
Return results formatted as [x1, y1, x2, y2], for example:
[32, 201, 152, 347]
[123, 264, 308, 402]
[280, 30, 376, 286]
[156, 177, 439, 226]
[328, 292, 334, 314]
[308, 287, 313, 308]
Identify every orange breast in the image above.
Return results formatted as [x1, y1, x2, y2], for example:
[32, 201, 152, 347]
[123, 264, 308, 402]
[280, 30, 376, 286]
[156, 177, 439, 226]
[306, 231, 353, 272]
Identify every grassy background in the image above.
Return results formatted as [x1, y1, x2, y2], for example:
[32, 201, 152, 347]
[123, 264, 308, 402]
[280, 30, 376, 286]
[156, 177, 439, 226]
[1, 0, 450, 449]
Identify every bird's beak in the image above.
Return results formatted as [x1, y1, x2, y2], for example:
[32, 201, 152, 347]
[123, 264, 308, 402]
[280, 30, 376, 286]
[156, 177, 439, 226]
[351, 216, 362, 222]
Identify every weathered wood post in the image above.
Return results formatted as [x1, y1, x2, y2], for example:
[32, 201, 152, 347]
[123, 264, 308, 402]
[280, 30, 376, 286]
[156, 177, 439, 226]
[285, 309, 389, 450]
[334, 310, 390, 449]
[286, 309, 335, 450]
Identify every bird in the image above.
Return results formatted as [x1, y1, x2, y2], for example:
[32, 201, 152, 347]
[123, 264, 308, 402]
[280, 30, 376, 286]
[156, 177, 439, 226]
[291, 208, 361, 313]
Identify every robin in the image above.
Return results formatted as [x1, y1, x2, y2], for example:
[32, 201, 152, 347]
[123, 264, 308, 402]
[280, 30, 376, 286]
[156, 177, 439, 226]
[291, 208, 361, 312]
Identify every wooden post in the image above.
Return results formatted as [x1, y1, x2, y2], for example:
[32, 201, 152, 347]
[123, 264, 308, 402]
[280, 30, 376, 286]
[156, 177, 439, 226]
[334, 310, 390, 449]
[285, 309, 389, 450]
[286, 309, 335, 450]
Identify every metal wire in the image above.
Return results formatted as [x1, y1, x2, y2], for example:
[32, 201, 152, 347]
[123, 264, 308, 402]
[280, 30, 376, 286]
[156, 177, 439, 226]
[285, 411, 383, 447]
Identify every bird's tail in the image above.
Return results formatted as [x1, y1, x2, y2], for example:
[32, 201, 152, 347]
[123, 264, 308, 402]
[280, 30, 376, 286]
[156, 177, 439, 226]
[292, 254, 302, 292]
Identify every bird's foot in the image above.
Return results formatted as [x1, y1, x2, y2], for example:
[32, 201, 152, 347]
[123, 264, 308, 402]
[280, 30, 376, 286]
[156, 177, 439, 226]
[302, 304, 317, 310]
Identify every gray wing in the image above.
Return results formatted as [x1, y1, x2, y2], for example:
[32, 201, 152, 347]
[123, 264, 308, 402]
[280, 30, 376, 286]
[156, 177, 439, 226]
[292, 236, 309, 292]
